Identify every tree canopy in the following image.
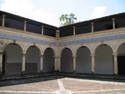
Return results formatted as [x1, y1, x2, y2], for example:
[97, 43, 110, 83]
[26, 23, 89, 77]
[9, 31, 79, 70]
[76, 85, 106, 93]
[59, 13, 77, 26]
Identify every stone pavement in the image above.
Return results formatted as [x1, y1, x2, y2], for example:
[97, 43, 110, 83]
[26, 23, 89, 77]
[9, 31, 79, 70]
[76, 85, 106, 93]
[0, 77, 125, 94]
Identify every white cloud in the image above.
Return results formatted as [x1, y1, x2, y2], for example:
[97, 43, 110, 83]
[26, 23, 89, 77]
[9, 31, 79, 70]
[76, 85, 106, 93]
[0, 0, 59, 26]
[91, 6, 107, 19]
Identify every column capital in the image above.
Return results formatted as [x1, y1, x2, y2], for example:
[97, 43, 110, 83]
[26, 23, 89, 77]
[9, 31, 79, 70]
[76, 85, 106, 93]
[73, 25, 75, 28]
[72, 55, 77, 58]
[90, 53, 96, 57]
[112, 18, 115, 20]
[113, 52, 117, 56]
[22, 53, 26, 56]
[0, 52, 3, 54]
[24, 20, 27, 22]
[55, 56, 60, 59]
[91, 22, 94, 25]
[40, 54, 44, 57]
[2, 15, 6, 17]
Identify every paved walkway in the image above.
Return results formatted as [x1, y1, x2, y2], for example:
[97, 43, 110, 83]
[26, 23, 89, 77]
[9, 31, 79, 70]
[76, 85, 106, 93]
[0, 77, 125, 94]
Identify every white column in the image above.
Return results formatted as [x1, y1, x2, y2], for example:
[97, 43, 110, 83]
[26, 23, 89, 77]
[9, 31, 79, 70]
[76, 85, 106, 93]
[113, 52, 118, 75]
[24, 20, 27, 32]
[73, 26, 76, 36]
[73, 55, 76, 72]
[41, 25, 44, 35]
[40, 55, 43, 72]
[91, 22, 94, 33]
[112, 18, 115, 29]
[0, 52, 3, 73]
[22, 53, 26, 73]
[55, 56, 61, 72]
[2, 15, 5, 27]
[91, 53, 95, 73]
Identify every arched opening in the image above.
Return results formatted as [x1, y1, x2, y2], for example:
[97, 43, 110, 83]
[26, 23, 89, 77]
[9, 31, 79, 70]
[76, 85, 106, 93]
[3, 43, 22, 75]
[43, 48, 55, 72]
[95, 44, 113, 74]
[25, 46, 40, 74]
[76, 46, 91, 73]
[117, 43, 125, 75]
[61, 48, 73, 72]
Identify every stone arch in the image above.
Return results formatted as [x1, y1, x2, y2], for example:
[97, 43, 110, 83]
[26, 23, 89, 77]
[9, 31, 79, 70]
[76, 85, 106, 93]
[25, 45, 41, 74]
[94, 43, 113, 54]
[117, 42, 125, 75]
[116, 40, 125, 52]
[60, 47, 73, 56]
[43, 47, 55, 72]
[95, 44, 114, 74]
[76, 46, 91, 73]
[3, 43, 23, 75]
[61, 48, 73, 72]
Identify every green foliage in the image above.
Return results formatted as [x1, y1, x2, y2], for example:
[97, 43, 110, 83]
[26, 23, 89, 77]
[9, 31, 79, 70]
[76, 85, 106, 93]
[59, 13, 77, 26]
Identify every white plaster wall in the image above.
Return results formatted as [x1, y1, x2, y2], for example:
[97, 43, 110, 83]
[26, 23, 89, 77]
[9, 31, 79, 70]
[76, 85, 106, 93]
[76, 47, 91, 73]
[95, 45, 113, 74]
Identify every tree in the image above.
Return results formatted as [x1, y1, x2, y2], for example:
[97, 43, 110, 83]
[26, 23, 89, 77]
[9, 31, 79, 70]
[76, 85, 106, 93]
[59, 13, 77, 26]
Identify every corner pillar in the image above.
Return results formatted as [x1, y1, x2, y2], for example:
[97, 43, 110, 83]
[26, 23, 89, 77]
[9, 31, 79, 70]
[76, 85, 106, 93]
[55, 56, 61, 72]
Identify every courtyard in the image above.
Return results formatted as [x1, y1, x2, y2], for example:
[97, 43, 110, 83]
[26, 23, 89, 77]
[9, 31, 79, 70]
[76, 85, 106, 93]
[0, 76, 125, 94]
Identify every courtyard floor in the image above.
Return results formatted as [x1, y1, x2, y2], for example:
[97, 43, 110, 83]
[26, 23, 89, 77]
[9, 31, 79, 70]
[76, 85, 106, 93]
[0, 77, 125, 94]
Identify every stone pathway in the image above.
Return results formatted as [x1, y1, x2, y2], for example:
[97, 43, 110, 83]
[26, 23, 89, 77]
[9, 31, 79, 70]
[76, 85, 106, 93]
[0, 77, 125, 94]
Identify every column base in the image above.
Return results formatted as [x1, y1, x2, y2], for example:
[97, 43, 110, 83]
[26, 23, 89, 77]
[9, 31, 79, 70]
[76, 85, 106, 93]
[73, 71, 76, 74]
[21, 71, 25, 75]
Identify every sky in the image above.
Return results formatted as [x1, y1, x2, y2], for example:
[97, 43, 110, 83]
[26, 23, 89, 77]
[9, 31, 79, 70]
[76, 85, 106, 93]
[0, 0, 125, 26]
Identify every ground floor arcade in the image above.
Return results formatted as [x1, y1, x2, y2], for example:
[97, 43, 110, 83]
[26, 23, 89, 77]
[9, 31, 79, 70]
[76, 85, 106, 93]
[1, 43, 55, 75]
[0, 41, 125, 76]
[61, 43, 125, 76]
